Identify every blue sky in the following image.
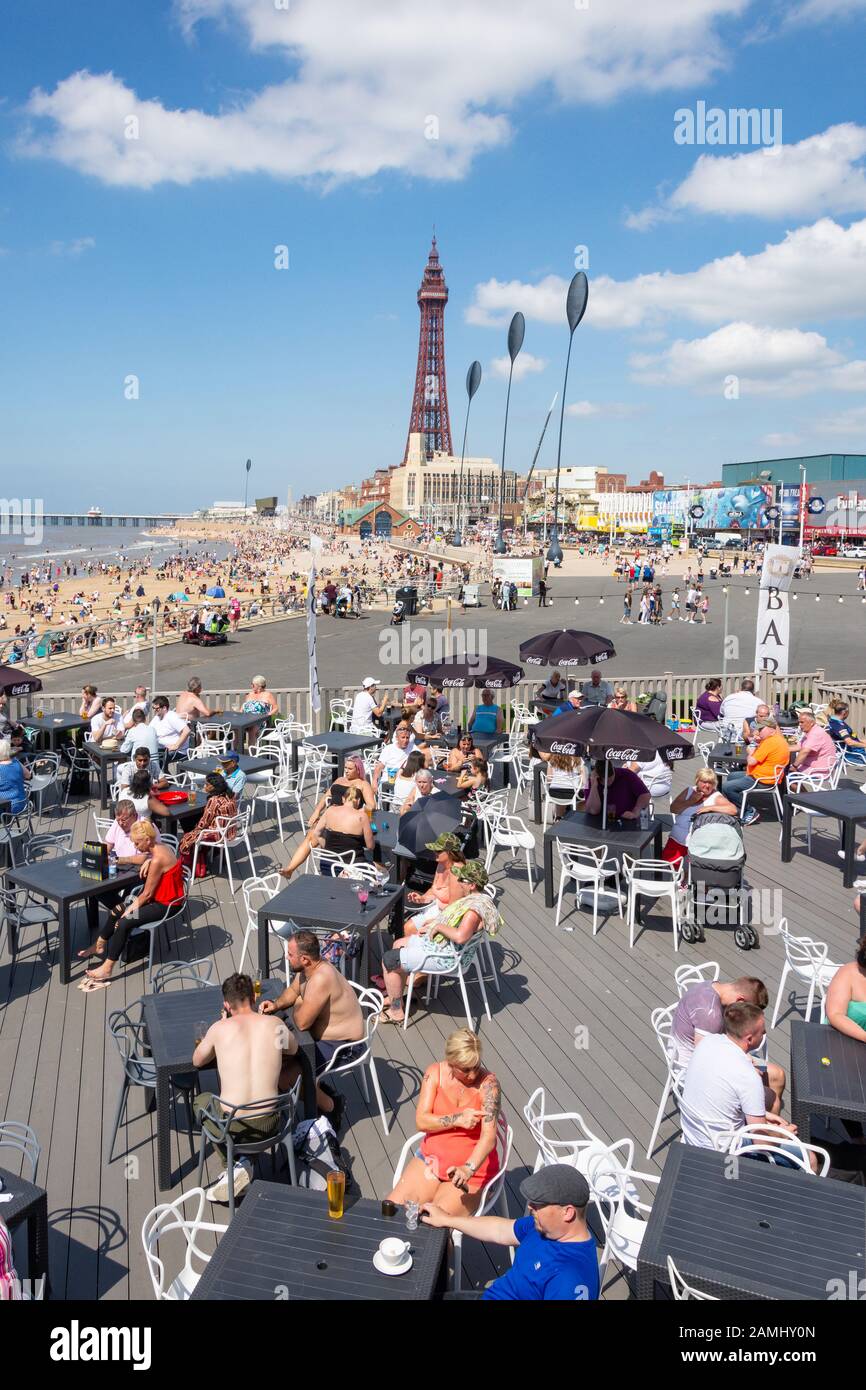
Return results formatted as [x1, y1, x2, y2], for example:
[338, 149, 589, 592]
[2, 0, 866, 510]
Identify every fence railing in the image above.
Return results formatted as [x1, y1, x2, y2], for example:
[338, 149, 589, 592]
[14, 669, 836, 733]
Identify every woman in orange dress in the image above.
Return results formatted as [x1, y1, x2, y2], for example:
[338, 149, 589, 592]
[386, 1029, 501, 1216]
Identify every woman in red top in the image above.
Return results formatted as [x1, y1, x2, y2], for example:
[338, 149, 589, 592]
[81, 822, 185, 989]
[386, 1029, 501, 1216]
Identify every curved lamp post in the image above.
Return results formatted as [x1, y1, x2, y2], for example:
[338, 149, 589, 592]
[453, 360, 482, 547]
[494, 312, 525, 555]
[547, 272, 589, 566]
[243, 457, 252, 512]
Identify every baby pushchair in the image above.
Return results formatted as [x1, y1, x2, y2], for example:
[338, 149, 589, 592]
[681, 810, 758, 950]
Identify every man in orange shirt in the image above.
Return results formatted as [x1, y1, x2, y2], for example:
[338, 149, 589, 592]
[722, 718, 791, 825]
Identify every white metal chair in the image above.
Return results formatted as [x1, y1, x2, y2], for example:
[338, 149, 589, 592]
[239, 873, 286, 975]
[298, 745, 334, 801]
[555, 842, 623, 934]
[787, 758, 844, 851]
[308, 847, 356, 877]
[646, 1005, 687, 1157]
[739, 762, 787, 824]
[391, 1114, 512, 1290]
[190, 807, 256, 893]
[329, 699, 351, 731]
[586, 1149, 659, 1278]
[770, 918, 839, 1027]
[316, 982, 390, 1135]
[718, 1121, 830, 1175]
[622, 855, 683, 950]
[666, 1255, 719, 1301]
[674, 960, 720, 996]
[523, 1090, 638, 1196]
[92, 813, 114, 843]
[542, 778, 580, 827]
[403, 931, 492, 1031]
[483, 811, 536, 891]
[141, 1187, 229, 1300]
[474, 789, 509, 848]
[197, 721, 232, 753]
[251, 767, 304, 841]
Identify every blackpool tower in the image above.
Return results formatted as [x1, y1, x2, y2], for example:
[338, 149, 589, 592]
[403, 236, 453, 461]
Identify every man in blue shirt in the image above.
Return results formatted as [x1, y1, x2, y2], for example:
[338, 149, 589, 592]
[422, 1164, 599, 1300]
[552, 689, 583, 717]
[220, 752, 248, 798]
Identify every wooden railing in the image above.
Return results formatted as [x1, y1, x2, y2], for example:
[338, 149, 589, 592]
[14, 669, 837, 732]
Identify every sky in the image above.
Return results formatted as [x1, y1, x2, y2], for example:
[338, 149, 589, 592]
[2, 0, 866, 511]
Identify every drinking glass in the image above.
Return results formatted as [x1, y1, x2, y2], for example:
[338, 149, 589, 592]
[326, 1169, 346, 1220]
[405, 1200, 420, 1232]
[253, 979, 262, 1001]
[357, 886, 369, 913]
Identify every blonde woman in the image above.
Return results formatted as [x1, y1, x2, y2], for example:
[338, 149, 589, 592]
[80, 822, 185, 988]
[241, 674, 279, 741]
[662, 768, 737, 865]
[609, 686, 637, 713]
[385, 1028, 501, 1216]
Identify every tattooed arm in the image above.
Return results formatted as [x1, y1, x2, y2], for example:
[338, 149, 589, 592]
[447, 1074, 502, 1191]
[415, 1066, 482, 1134]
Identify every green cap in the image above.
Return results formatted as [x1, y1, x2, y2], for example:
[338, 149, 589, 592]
[425, 832, 464, 857]
[453, 859, 489, 889]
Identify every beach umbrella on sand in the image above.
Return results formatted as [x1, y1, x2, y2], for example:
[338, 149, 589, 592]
[532, 704, 693, 820]
[519, 629, 615, 668]
[406, 657, 524, 690]
[395, 793, 466, 859]
[206, 585, 225, 598]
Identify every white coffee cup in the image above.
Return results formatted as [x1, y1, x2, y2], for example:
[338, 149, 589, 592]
[379, 1237, 410, 1266]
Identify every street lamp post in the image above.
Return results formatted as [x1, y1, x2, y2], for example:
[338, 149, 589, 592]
[495, 314, 525, 555]
[453, 361, 482, 547]
[798, 464, 807, 554]
[243, 458, 252, 513]
[548, 272, 589, 568]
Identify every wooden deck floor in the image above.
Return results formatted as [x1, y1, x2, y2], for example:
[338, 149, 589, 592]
[2, 757, 865, 1300]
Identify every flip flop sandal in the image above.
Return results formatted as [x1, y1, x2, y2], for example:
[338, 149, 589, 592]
[81, 977, 113, 991]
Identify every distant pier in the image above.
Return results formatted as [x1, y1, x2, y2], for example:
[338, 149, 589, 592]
[38, 513, 186, 528]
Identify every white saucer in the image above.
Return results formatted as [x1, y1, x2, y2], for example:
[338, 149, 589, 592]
[373, 1250, 413, 1277]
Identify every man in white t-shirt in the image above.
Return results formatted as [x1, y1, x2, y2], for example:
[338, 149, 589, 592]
[90, 697, 126, 746]
[680, 1003, 807, 1160]
[350, 677, 390, 733]
[719, 679, 762, 728]
[149, 696, 190, 755]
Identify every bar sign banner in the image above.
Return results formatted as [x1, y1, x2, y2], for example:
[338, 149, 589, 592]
[753, 544, 799, 677]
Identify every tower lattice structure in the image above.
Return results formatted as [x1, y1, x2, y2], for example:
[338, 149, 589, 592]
[404, 237, 453, 461]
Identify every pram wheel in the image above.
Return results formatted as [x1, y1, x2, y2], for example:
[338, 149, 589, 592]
[680, 917, 704, 944]
[734, 923, 759, 950]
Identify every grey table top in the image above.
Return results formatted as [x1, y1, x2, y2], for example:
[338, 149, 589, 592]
[259, 876, 402, 931]
[638, 1142, 866, 1300]
[84, 743, 128, 763]
[785, 788, 866, 819]
[0, 1164, 46, 1230]
[7, 857, 141, 903]
[176, 753, 274, 775]
[189, 1182, 447, 1300]
[25, 712, 89, 732]
[791, 1020, 866, 1119]
[142, 980, 301, 1075]
[303, 732, 380, 753]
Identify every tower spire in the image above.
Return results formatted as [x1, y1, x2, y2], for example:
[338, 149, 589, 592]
[404, 236, 453, 461]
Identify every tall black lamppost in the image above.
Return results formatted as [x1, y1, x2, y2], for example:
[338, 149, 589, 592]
[243, 458, 252, 511]
[494, 313, 525, 555]
[547, 272, 589, 567]
[453, 361, 482, 546]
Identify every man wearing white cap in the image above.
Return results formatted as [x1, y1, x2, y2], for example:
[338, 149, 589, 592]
[350, 676, 391, 733]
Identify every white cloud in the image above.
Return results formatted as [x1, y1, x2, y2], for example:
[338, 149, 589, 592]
[18, 0, 753, 188]
[489, 352, 547, 382]
[467, 216, 866, 331]
[762, 432, 801, 448]
[630, 124, 866, 225]
[49, 236, 96, 256]
[629, 321, 866, 397]
[567, 400, 643, 419]
[817, 404, 866, 436]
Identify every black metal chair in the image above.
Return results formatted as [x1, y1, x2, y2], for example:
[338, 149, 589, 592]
[0, 884, 56, 960]
[196, 1087, 299, 1216]
[151, 959, 214, 993]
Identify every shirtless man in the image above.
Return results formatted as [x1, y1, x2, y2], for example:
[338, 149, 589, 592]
[176, 677, 217, 721]
[261, 930, 364, 1131]
[193, 973, 297, 1202]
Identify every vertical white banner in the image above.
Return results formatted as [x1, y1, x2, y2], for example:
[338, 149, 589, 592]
[307, 536, 322, 715]
[753, 544, 799, 677]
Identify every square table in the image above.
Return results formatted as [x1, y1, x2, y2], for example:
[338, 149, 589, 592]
[303, 731, 381, 781]
[543, 809, 670, 909]
[175, 752, 275, 779]
[189, 1181, 448, 1300]
[141, 981, 317, 1192]
[24, 710, 89, 751]
[7, 858, 142, 985]
[256, 876, 404, 981]
[790, 1020, 866, 1142]
[781, 788, 866, 888]
[0, 1164, 50, 1296]
[636, 1142, 866, 1300]
[84, 742, 129, 809]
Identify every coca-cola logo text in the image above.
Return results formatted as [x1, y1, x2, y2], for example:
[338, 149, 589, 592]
[548, 741, 578, 756]
[606, 747, 639, 761]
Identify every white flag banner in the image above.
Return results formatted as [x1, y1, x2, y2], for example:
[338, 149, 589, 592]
[754, 544, 799, 677]
[307, 536, 322, 715]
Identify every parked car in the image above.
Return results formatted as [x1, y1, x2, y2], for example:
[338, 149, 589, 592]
[812, 539, 839, 556]
[842, 544, 866, 559]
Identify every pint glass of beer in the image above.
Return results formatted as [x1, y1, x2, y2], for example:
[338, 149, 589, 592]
[326, 1169, 345, 1220]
